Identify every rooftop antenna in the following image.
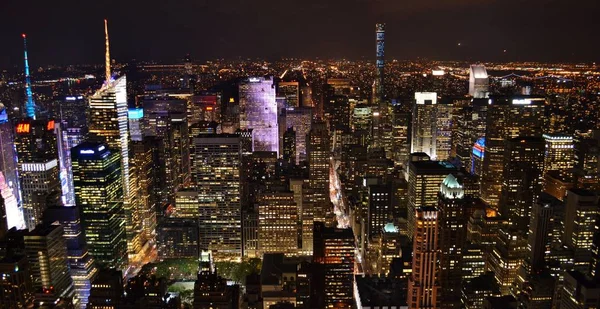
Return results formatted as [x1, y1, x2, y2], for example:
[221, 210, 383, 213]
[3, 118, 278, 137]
[22, 34, 35, 119]
[104, 19, 111, 84]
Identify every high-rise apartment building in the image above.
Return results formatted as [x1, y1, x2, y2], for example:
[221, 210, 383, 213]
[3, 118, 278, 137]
[71, 142, 127, 270]
[192, 134, 241, 261]
[408, 207, 441, 309]
[480, 96, 545, 208]
[239, 76, 279, 154]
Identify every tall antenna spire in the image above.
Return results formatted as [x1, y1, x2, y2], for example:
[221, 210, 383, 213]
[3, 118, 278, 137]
[104, 19, 111, 84]
[22, 34, 36, 119]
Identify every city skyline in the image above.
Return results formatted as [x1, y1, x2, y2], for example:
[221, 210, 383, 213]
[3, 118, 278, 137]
[1, 0, 600, 67]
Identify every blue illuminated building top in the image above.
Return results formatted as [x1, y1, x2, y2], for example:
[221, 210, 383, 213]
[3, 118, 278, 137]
[0, 108, 8, 124]
[128, 108, 143, 120]
[472, 137, 485, 159]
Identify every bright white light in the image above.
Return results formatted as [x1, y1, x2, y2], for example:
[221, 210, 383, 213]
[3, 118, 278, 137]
[512, 99, 532, 105]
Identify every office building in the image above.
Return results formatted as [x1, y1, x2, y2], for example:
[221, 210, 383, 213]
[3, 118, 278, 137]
[14, 119, 60, 231]
[193, 134, 241, 261]
[44, 206, 98, 309]
[282, 128, 296, 165]
[391, 106, 411, 166]
[486, 228, 528, 295]
[258, 191, 299, 256]
[367, 183, 391, 242]
[157, 218, 199, 260]
[407, 160, 456, 238]
[87, 269, 124, 309]
[23, 224, 74, 306]
[72, 142, 127, 270]
[411, 92, 438, 159]
[193, 271, 240, 309]
[0, 255, 34, 308]
[438, 174, 467, 309]
[408, 207, 441, 309]
[239, 76, 279, 154]
[128, 107, 144, 141]
[480, 96, 545, 208]
[559, 270, 600, 309]
[130, 140, 157, 247]
[543, 133, 574, 175]
[313, 222, 355, 309]
[0, 105, 22, 223]
[469, 65, 489, 98]
[563, 189, 599, 271]
[307, 120, 330, 223]
[282, 107, 312, 164]
[499, 137, 545, 231]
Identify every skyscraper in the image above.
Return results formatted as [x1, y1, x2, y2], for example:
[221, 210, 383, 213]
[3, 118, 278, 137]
[44, 206, 98, 309]
[407, 160, 456, 238]
[499, 137, 545, 231]
[283, 107, 312, 164]
[22, 34, 36, 119]
[543, 133, 574, 177]
[411, 92, 438, 159]
[307, 120, 330, 223]
[0, 104, 22, 224]
[239, 76, 279, 154]
[374, 23, 385, 103]
[14, 119, 60, 231]
[257, 190, 299, 256]
[23, 224, 74, 307]
[438, 174, 467, 309]
[480, 96, 545, 208]
[408, 207, 441, 309]
[468, 64, 489, 99]
[193, 134, 241, 261]
[71, 142, 127, 270]
[313, 222, 355, 308]
[563, 189, 599, 271]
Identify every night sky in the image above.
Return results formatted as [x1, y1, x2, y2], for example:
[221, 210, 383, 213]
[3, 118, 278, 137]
[1, 0, 599, 68]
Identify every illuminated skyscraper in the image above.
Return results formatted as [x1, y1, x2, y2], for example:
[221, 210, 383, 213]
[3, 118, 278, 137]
[480, 96, 545, 208]
[283, 107, 312, 164]
[282, 128, 296, 165]
[258, 190, 299, 256]
[438, 174, 467, 309]
[128, 107, 144, 142]
[407, 160, 456, 238]
[307, 120, 330, 222]
[408, 207, 441, 309]
[499, 137, 545, 231]
[23, 224, 74, 307]
[486, 228, 527, 295]
[563, 189, 599, 272]
[469, 65, 489, 98]
[142, 97, 190, 201]
[374, 23, 385, 103]
[0, 105, 22, 210]
[411, 92, 438, 159]
[71, 142, 127, 270]
[130, 140, 157, 246]
[14, 119, 60, 231]
[391, 106, 411, 166]
[239, 76, 279, 154]
[543, 133, 574, 177]
[44, 206, 98, 309]
[22, 34, 36, 119]
[313, 222, 355, 308]
[193, 134, 241, 261]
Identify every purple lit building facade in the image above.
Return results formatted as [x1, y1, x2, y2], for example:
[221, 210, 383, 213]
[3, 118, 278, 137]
[239, 77, 279, 154]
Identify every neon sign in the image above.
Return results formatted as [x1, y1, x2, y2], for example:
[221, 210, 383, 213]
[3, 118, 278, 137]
[47, 120, 55, 131]
[16, 123, 30, 134]
[79, 150, 95, 154]
[512, 99, 531, 105]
